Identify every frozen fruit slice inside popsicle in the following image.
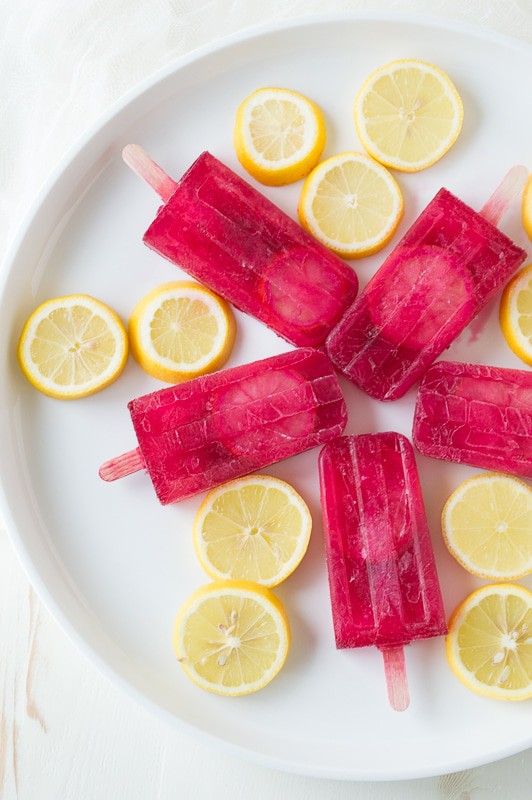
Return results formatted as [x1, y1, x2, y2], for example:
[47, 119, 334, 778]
[258, 245, 355, 332]
[214, 368, 316, 456]
[367, 245, 474, 350]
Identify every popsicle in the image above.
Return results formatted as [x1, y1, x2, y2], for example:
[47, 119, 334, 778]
[413, 360, 532, 476]
[122, 145, 359, 349]
[318, 432, 447, 711]
[325, 168, 528, 401]
[99, 348, 347, 504]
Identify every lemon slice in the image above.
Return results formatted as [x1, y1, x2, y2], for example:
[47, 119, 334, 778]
[193, 475, 312, 587]
[354, 59, 463, 172]
[499, 264, 532, 366]
[446, 584, 532, 701]
[234, 87, 326, 185]
[298, 152, 403, 258]
[523, 172, 532, 241]
[442, 473, 532, 580]
[173, 580, 290, 696]
[17, 294, 128, 399]
[128, 281, 236, 383]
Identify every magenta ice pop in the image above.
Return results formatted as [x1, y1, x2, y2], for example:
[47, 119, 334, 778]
[123, 145, 359, 349]
[325, 168, 528, 401]
[318, 432, 447, 711]
[413, 360, 532, 476]
[99, 348, 347, 504]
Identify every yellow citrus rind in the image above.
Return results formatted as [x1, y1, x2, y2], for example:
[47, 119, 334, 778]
[500, 264, 532, 366]
[522, 172, 532, 241]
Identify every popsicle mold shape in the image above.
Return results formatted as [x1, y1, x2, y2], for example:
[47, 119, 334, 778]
[318, 432, 447, 711]
[413, 360, 532, 477]
[325, 167, 528, 401]
[123, 145, 359, 349]
[99, 348, 347, 504]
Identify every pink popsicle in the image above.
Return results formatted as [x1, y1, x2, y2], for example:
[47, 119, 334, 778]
[325, 169, 528, 401]
[318, 432, 447, 711]
[413, 360, 532, 476]
[123, 145, 359, 348]
[99, 348, 347, 504]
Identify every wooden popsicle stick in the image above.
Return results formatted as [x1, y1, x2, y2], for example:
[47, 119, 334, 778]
[122, 144, 178, 202]
[99, 448, 145, 481]
[479, 165, 528, 226]
[380, 646, 410, 712]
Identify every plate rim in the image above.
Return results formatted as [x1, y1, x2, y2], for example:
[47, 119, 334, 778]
[1, 10, 532, 782]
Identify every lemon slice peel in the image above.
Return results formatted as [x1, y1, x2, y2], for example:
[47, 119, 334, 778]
[522, 172, 532, 241]
[500, 264, 532, 366]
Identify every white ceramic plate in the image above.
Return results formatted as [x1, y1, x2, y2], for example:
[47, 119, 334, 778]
[1, 12, 531, 781]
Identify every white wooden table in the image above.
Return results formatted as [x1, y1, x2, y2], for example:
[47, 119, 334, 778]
[2, 1, 532, 797]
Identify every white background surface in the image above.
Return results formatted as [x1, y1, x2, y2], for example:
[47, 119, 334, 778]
[2, 1, 532, 797]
